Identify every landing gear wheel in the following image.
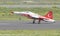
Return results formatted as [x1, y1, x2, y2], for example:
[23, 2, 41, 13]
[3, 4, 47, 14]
[33, 21, 35, 24]
[38, 20, 41, 24]
[33, 19, 35, 24]
[38, 22, 40, 24]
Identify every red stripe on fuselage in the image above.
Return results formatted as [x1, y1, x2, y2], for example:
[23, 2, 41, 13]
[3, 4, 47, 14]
[21, 14, 32, 19]
[21, 14, 46, 20]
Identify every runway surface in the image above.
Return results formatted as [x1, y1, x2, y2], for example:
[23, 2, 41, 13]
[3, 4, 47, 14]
[0, 20, 60, 30]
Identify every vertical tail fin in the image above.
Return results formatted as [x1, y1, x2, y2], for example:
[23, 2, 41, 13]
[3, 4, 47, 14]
[44, 11, 53, 19]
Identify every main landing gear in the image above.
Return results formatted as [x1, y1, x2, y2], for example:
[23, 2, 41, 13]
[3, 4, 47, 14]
[38, 20, 41, 24]
[33, 19, 41, 24]
[33, 19, 35, 24]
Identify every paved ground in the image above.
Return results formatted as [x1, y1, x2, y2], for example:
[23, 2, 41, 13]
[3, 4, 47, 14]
[0, 20, 60, 30]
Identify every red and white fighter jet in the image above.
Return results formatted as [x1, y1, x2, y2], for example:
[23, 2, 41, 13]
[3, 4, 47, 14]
[11, 11, 55, 24]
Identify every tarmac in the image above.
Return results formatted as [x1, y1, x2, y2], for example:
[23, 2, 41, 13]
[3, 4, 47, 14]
[0, 20, 60, 30]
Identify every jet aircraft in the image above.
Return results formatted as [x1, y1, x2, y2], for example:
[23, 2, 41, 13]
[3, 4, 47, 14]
[11, 11, 55, 24]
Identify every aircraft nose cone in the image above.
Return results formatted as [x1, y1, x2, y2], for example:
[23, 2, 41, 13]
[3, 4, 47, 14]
[9, 12, 14, 15]
[11, 12, 14, 14]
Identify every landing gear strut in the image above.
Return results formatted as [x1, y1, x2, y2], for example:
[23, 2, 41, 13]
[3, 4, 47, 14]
[33, 19, 35, 24]
[33, 19, 41, 24]
[38, 20, 41, 24]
